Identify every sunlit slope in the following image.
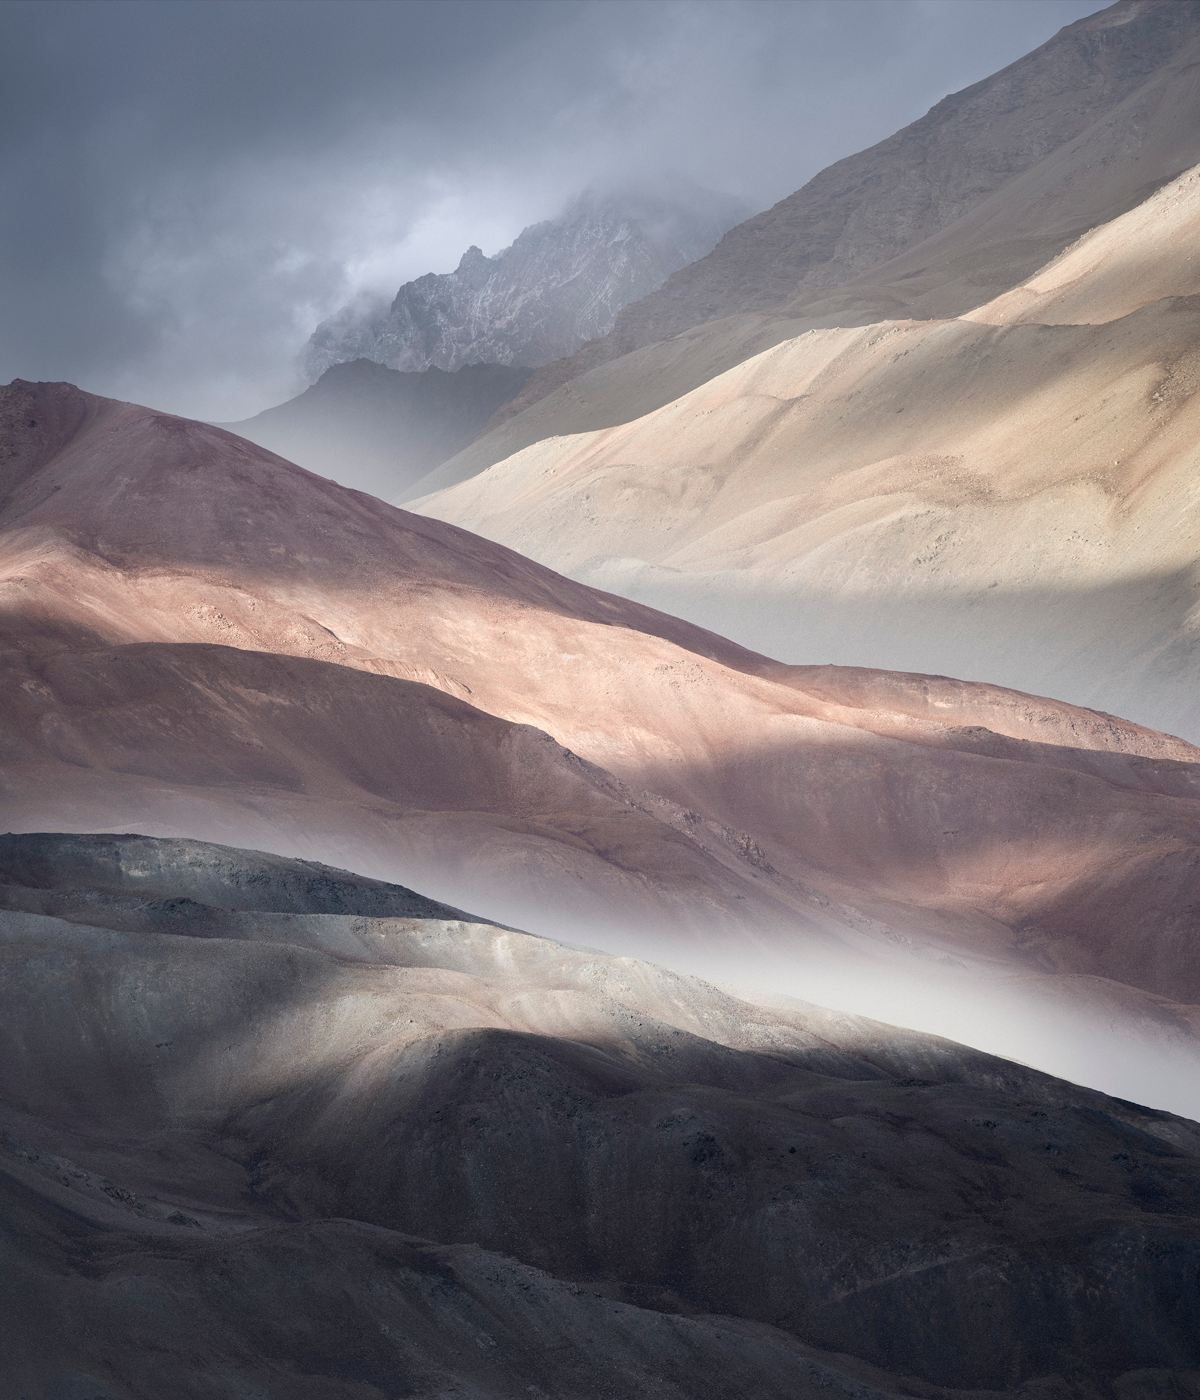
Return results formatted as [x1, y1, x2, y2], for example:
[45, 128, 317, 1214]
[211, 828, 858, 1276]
[415, 168, 1200, 739]
[6, 380, 1200, 1110]
[965, 165, 1200, 326]
[401, 0, 1200, 498]
[785, 47, 1200, 329]
[6, 834, 1199, 1397]
[0, 640, 820, 947]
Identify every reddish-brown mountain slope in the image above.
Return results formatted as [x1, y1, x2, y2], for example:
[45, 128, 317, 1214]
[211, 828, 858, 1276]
[4, 380, 1200, 1111]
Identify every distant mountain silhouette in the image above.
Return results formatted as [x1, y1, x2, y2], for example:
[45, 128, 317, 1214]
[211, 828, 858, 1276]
[218, 358, 531, 499]
[226, 186, 746, 499]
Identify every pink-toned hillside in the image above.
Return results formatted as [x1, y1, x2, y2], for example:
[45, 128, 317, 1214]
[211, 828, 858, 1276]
[3, 379, 1200, 1110]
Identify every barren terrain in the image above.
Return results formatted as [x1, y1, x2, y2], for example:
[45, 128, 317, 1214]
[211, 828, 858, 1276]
[7, 1, 1200, 1393]
[4, 834, 1198, 1397]
[411, 0, 1200, 495]
[416, 165, 1200, 743]
[4, 380, 1200, 1113]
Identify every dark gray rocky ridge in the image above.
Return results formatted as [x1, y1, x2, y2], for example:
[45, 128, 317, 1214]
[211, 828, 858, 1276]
[304, 185, 749, 381]
[2, 834, 1199, 1397]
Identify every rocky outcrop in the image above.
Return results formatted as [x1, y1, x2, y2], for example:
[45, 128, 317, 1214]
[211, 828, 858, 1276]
[0, 830, 493, 924]
[303, 186, 747, 380]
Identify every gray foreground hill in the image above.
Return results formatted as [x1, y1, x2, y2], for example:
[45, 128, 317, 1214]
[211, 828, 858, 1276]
[3, 833, 1199, 1397]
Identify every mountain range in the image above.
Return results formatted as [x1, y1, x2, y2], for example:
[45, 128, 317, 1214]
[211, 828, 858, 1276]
[459, 0, 1200, 445]
[411, 0, 1200, 746]
[223, 186, 746, 494]
[304, 185, 750, 380]
[5, 1, 1200, 1394]
[3, 379, 1200, 1388]
[5, 374, 1200, 1114]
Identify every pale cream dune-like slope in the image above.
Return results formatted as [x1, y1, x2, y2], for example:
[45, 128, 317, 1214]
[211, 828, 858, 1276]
[965, 164, 1200, 326]
[401, 6, 1200, 501]
[415, 168, 1200, 741]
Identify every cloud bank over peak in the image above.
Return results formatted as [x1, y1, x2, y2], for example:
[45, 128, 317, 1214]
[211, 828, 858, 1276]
[0, 0, 1099, 420]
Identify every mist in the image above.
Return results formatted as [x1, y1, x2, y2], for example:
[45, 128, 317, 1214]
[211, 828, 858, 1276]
[301, 834, 1200, 1124]
[76, 796, 1195, 1124]
[409, 875, 1200, 1124]
[2, 0, 1099, 421]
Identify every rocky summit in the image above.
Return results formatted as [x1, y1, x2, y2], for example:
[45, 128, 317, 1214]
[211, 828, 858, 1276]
[303, 185, 749, 381]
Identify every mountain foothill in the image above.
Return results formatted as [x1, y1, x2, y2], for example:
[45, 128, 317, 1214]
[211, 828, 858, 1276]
[4, 2, 1200, 1395]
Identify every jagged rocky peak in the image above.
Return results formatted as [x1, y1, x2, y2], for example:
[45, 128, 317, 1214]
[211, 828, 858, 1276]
[303, 182, 750, 380]
[454, 243, 493, 285]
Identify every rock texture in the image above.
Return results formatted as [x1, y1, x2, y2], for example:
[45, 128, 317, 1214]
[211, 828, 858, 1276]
[304, 186, 747, 381]
[3, 833, 1199, 1398]
[4, 379, 1200, 1116]
[217, 358, 532, 500]
[7, 8, 1200, 1388]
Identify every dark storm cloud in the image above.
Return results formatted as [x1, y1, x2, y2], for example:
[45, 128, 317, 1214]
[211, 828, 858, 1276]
[0, 0, 1101, 418]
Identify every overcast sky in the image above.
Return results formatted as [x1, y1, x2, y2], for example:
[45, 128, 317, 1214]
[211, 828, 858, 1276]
[1, 0, 1101, 420]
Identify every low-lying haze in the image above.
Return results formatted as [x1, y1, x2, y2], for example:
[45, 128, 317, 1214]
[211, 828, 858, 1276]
[1, 0, 1098, 420]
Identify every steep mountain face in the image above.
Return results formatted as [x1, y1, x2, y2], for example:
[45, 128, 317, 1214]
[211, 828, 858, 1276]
[4, 380, 1200, 1118]
[4, 833, 1200, 1398]
[414, 165, 1200, 746]
[610, 0, 1200, 331]
[303, 186, 747, 380]
[216, 358, 532, 499]
[445, 0, 1200, 464]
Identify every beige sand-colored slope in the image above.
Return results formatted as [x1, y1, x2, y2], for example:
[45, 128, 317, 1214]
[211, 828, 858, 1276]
[402, 0, 1200, 501]
[416, 166, 1200, 743]
[4, 381, 1200, 1111]
[7, 834, 1199, 1396]
[964, 165, 1200, 326]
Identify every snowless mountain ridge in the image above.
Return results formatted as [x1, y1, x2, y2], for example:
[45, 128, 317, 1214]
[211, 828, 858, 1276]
[303, 186, 749, 380]
[477, 0, 1200, 433]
